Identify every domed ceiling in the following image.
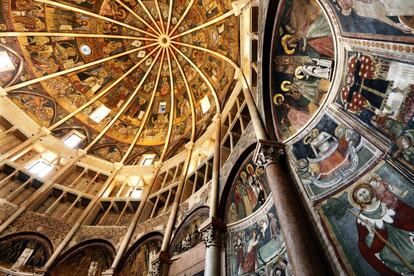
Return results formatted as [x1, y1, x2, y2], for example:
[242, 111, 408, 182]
[0, 0, 239, 163]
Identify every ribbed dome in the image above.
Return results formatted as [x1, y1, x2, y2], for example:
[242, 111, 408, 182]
[1, 0, 239, 163]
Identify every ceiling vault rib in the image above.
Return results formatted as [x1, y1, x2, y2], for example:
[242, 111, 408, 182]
[171, 41, 239, 69]
[85, 46, 162, 152]
[0, 32, 157, 41]
[135, 0, 164, 35]
[34, 0, 158, 38]
[160, 48, 176, 160]
[168, 0, 195, 36]
[4, 42, 157, 93]
[171, 10, 234, 40]
[47, 43, 158, 131]
[114, 0, 161, 36]
[121, 49, 167, 163]
[166, 0, 174, 34]
[170, 44, 221, 114]
[169, 48, 196, 142]
[154, 0, 166, 34]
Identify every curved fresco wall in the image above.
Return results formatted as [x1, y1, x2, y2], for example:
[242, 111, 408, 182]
[117, 235, 162, 276]
[224, 153, 290, 276]
[267, 0, 414, 275]
[270, 0, 335, 141]
[224, 153, 271, 224]
[226, 197, 291, 276]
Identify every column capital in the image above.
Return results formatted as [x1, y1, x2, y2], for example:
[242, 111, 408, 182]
[253, 139, 285, 168]
[200, 217, 226, 248]
[149, 258, 161, 276]
[149, 251, 169, 276]
[232, 0, 250, 16]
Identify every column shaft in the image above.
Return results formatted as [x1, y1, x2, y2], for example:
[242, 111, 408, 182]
[254, 141, 328, 276]
[109, 164, 162, 272]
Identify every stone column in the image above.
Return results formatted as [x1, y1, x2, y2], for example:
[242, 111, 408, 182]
[157, 143, 194, 270]
[202, 115, 223, 276]
[253, 139, 328, 276]
[201, 218, 225, 276]
[104, 162, 163, 275]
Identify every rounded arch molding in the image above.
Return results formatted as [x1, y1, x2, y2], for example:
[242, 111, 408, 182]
[0, 231, 54, 254]
[169, 206, 209, 257]
[218, 142, 257, 221]
[115, 232, 163, 273]
[47, 239, 116, 275]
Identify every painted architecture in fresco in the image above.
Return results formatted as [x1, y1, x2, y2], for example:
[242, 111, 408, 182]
[271, 0, 335, 141]
[289, 113, 381, 200]
[225, 155, 271, 224]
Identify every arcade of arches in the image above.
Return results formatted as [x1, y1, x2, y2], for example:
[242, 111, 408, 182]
[0, 0, 413, 275]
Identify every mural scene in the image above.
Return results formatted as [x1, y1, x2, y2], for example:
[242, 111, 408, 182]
[271, 0, 335, 141]
[290, 114, 381, 200]
[226, 198, 287, 276]
[170, 208, 208, 257]
[319, 161, 414, 275]
[336, 52, 414, 173]
[117, 236, 162, 276]
[225, 155, 271, 224]
[329, 0, 414, 41]
[1, 0, 239, 162]
[50, 243, 113, 276]
[0, 235, 51, 273]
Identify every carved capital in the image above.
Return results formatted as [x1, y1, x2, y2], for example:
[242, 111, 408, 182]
[253, 139, 285, 168]
[149, 257, 161, 276]
[201, 218, 225, 248]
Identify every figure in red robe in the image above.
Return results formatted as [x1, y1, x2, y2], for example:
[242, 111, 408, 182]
[352, 183, 414, 275]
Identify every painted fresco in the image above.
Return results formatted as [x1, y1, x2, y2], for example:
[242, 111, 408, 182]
[0, 236, 51, 273]
[170, 208, 209, 256]
[290, 113, 381, 200]
[319, 161, 414, 275]
[225, 154, 271, 224]
[271, 0, 335, 141]
[118, 236, 162, 276]
[0, 0, 239, 162]
[329, 0, 414, 42]
[50, 244, 113, 276]
[226, 198, 287, 276]
[336, 52, 414, 173]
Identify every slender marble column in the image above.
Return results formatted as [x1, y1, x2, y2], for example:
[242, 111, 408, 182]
[203, 115, 223, 276]
[160, 144, 193, 253]
[253, 139, 328, 276]
[104, 162, 163, 275]
[201, 217, 225, 276]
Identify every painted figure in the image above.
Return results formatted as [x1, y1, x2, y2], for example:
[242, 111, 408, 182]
[351, 183, 414, 275]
